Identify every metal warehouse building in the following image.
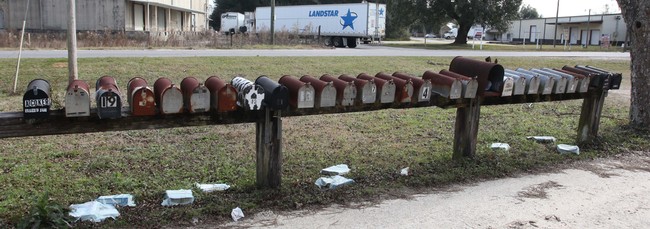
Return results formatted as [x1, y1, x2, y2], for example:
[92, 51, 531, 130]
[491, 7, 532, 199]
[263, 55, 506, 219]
[487, 13, 627, 47]
[0, 0, 210, 32]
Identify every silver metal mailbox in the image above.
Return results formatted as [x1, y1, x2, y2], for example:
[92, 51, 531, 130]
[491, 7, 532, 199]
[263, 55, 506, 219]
[554, 68, 590, 93]
[503, 72, 526, 95]
[357, 73, 395, 104]
[542, 68, 578, 93]
[65, 80, 91, 117]
[516, 68, 553, 95]
[505, 69, 540, 95]
[531, 68, 567, 94]
[501, 76, 514, 97]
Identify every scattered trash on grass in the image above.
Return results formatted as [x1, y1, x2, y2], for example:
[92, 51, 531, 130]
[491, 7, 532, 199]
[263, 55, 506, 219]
[196, 183, 230, 193]
[557, 144, 580, 155]
[231, 207, 245, 222]
[320, 164, 350, 176]
[69, 201, 120, 223]
[490, 143, 510, 151]
[527, 136, 557, 143]
[161, 190, 194, 206]
[96, 194, 136, 207]
[400, 167, 409, 176]
[315, 175, 355, 189]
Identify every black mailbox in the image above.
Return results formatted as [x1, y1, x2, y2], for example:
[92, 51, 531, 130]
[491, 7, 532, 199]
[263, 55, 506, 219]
[23, 79, 51, 119]
[256, 76, 289, 110]
[585, 65, 622, 90]
[96, 76, 123, 119]
[563, 66, 609, 90]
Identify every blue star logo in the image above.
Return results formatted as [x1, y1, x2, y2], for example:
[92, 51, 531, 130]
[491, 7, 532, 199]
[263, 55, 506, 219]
[379, 8, 384, 16]
[340, 9, 358, 30]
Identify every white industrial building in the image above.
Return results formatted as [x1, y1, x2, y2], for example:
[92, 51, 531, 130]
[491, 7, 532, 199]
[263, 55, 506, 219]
[486, 13, 627, 46]
[0, 0, 210, 32]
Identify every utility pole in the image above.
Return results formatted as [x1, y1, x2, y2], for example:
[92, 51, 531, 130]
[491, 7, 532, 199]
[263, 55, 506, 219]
[67, 0, 78, 84]
[12, 0, 30, 94]
[553, 0, 560, 48]
[585, 9, 591, 48]
[270, 0, 275, 45]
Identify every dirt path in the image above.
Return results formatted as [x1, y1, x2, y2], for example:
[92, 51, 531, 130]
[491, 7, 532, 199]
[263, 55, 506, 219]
[224, 152, 650, 228]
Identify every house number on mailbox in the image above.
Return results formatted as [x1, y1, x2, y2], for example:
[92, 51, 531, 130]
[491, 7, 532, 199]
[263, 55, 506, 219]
[100, 96, 118, 108]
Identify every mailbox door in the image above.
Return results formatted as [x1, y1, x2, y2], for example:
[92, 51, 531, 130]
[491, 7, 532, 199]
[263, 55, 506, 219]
[361, 83, 377, 104]
[319, 84, 337, 108]
[161, 87, 184, 114]
[379, 82, 396, 103]
[501, 77, 514, 97]
[462, 80, 479, 99]
[239, 85, 265, 110]
[96, 90, 122, 119]
[400, 83, 414, 103]
[131, 87, 156, 116]
[188, 86, 210, 113]
[65, 88, 90, 117]
[539, 76, 554, 95]
[417, 80, 433, 102]
[342, 85, 356, 106]
[513, 77, 526, 95]
[565, 78, 578, 93]
[578, 77, 590, 93]
[217, 85, 238, 112]
[449, 80, 462, 99]
[297, 85, 315, 108]
[554, 77, 568, 94]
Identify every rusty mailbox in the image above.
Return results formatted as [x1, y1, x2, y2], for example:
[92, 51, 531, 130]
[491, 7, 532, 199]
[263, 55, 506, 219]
[393, 72, 433, 102]
[375, 72, 413, 103]
[339, 74, 376, 104]
[320, 74, 356, 106]
[231, 76, 265, 110]
[542, 68, 578, 93]
[181, 77, 210, 113]
[554, 68, 590, 93]
[505, 69, 540, 95]
[562, 66, 608, 90]
[503, 72, 526, 95]
[256, 76, 289, 110]
[422, 71, 462, 99]
[205, 76, 238, 113]
[65, 79, 90, 117]
[357, 73, 395, 104]
[583, 65, 622, 90]
[300, 75, 337, 108]
[516, 68, 553, 95]
[279, 75, 315, 109]
[95, 76, 122, 119]
[531, 68, 568, 94]
[448, 56, 504, 97]
[127, 77, 156, 116]
[439, 70, 478, 99]
[23, 79, 51, 119]
[154, 77, 184, 114]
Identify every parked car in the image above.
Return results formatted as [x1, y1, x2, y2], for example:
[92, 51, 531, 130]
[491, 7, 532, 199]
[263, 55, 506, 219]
[425, 34, 437, 38]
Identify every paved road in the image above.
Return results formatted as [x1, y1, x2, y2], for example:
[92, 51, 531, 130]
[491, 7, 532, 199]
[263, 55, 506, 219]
[0, 45, 630, 59]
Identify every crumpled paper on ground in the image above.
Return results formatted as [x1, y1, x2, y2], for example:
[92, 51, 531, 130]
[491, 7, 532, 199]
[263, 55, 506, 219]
[69, 201, 120, 223]
[315, 175, 355, 189]
[231, 207, 245, 222]
[557, 144, 580, 155]
[490, 143, 510, 151]
[196, 183, 230, 193]
[527, 136, 557, 143]
[96, 194, 136, 207]
[320, 164, 351, 176]
[161, 189, 194, 206]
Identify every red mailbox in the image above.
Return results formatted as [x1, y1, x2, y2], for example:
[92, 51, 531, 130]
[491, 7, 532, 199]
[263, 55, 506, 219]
[375, 72, 413, 103]
[279, 75, 315, 109]
[300, 75, 337, 108]
[127, 77, 156, 116]
[448, 56, 504, 97]
[320, 74, 356, 106]
[205, 76, 238, 112]
[154, 77, 183, 114]
[422, 71, 462, 99]
[338, 74, 376, 105]
[439, 70, 479, 99]
[357, 73, 395, 104]
[393, 72, 433, 103]
[181, 77, 210, 113]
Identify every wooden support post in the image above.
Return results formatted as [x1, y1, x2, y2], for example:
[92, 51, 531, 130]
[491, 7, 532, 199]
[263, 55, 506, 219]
[453, 98, 481, 160]
[577, 89, 607, 143]
[256, 109, 283, 188]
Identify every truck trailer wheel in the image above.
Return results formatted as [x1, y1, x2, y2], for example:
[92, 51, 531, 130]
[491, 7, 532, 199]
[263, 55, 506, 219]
[347, 38, 358, 48]
[323, 37, 333, 47]
[332, 37, 344, 47]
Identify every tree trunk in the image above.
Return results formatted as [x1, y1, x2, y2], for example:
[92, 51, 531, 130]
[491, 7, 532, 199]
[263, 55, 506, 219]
[453, 23, 471, 45]
[617, 0, 650, 129]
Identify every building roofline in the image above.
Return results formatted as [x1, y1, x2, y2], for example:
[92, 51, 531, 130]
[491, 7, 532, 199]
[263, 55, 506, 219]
[129, 0, 205, 14]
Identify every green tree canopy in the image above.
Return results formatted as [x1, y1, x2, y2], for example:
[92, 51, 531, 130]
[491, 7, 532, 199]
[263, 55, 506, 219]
[519, 4, 540, 19]
[417, 0, 522, 44]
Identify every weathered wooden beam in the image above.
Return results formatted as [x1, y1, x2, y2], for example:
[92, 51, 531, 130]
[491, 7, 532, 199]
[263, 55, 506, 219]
[453, 98, 481, 160]
[577, 89, 607, 143]
[256, 109, 283, 189]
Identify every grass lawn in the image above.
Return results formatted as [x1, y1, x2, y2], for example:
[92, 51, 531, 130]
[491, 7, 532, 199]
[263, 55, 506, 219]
[0, 56, 644, 227]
